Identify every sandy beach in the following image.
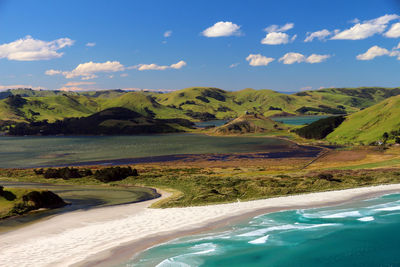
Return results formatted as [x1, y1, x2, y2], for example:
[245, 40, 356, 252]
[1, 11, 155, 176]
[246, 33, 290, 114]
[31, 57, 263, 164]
[1, 184, 400, 267]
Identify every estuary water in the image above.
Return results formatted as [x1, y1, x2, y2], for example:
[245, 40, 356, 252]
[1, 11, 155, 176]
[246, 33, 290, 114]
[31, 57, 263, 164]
[131, 193, 400, 267]
[0, 134, 292, 168]
[270, 115, 330, 125]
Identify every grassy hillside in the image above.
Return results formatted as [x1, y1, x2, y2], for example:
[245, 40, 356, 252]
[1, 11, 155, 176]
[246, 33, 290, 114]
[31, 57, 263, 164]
[8, 107, 194, 135]
[213, 113, 287, 135]
[1, 86, 400, 123]
[326, 95, 400, 144]
[100, 92, 190, 120]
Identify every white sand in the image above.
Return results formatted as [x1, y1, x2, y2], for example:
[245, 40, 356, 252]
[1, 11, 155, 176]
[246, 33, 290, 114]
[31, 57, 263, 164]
[1, 184, 400, 267]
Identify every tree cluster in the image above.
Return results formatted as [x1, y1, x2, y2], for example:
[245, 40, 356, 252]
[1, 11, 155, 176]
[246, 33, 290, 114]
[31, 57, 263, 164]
[35, 167, 93, 179]
[94, 166, 138, 182]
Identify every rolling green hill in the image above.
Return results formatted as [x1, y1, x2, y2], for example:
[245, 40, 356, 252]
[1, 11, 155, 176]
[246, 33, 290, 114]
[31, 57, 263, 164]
[213, 113, 288, 135]
[326, 95, 400, 144]
[8, 107, 194, 135]
[1, 86, 400, 124]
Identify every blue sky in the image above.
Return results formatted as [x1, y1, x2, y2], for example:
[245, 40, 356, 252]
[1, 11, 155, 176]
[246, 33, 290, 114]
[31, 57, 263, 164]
[0, 0, 400, 92]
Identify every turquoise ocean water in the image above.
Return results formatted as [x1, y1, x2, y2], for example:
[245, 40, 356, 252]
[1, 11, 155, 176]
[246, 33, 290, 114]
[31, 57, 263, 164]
[130, 193, 400, 267]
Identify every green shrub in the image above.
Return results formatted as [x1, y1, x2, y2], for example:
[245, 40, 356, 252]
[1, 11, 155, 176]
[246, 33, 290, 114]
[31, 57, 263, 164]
[43, 167, 92, 179]
[94, 166, 138, 183]
[395, 136, 400, 144]
[317, 173, 341, 182]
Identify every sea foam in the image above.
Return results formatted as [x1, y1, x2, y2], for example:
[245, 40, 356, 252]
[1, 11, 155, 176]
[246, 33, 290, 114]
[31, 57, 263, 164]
[358, 216, 375, 222]
[249, 235, 269, 244]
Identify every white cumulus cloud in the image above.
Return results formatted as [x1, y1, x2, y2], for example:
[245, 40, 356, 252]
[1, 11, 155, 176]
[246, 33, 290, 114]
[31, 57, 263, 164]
[390, 50, 400, 59]
[385, 22, 400, 38]
[261, 23, 296, 45]
[0, 35, 74, 61]
[136, 60, 187, 71]
[246, 54, 274, 66]
[279, 52, 305, 64]
[86, 42, 96, 47]
[304, 29, 331, 42]
[164, 30, 172, 38]
[356, 45, 390, 60]
[46, 61, 125, 80]
[202, 21, 241, 37]
[264, 23, 294, 33]
[261, 32, 291, 45]
[45, 69, 62, 76]
[306, 54, 331, 63]
[332, 14, 399, 40]
[279, 52, 331, 64]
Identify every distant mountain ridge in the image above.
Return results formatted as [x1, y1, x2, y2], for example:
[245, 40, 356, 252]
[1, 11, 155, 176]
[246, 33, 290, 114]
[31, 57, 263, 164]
[1, 86, 400, 123]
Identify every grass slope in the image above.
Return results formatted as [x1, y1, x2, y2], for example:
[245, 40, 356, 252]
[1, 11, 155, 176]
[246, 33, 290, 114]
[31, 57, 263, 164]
[326, 95, 400, 144]
[8, 107, 194, 135]
[1, 87, 400, 123]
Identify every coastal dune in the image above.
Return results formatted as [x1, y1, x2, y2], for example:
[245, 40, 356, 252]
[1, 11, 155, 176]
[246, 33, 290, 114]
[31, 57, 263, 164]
[1, 184, 400, 267]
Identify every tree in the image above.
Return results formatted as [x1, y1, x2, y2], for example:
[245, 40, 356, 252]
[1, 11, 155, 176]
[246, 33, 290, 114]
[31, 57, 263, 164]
[396, 136, 400, 144]
[383, 132, 389, 140]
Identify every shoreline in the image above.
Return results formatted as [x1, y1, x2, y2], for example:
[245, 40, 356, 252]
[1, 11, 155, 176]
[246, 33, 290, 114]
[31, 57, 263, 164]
[79, 185, 400, 267]
[1, 184, 400, 267]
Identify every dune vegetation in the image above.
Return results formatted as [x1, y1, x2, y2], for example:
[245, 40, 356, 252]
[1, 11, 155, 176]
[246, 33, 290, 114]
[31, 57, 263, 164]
[1, 163, 400, 208]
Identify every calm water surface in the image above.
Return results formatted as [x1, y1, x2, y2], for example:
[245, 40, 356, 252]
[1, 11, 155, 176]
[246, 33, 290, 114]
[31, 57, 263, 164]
[0, 134, 291, 168]
[130, 193, 400, 267]
[270, 115, 329, 125]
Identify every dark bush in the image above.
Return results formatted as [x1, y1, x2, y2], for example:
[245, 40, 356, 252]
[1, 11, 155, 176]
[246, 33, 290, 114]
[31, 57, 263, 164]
[217, 106, 232, 112]
[22, 190, 66, 208]
[34, 168, 44, 175]
[396, 136, 400, 144]
[94, 166, 138, 182]
[296, 106, 346, 115]
[0, 185, 3, 195]
[185, 111, 216, 121]
[269, 106, 282, 111]
[317, 173, 341, 182]
[78, 169, 93, 177]
[195, 96, 210, 103]
[43, 167, 92, 179]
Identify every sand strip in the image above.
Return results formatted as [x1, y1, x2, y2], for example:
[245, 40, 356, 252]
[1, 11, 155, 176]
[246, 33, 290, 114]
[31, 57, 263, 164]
[1, 184, 400, 267]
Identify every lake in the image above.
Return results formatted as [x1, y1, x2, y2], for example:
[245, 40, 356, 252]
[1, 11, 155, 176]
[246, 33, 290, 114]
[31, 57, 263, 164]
[0, 134, 293, 168]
